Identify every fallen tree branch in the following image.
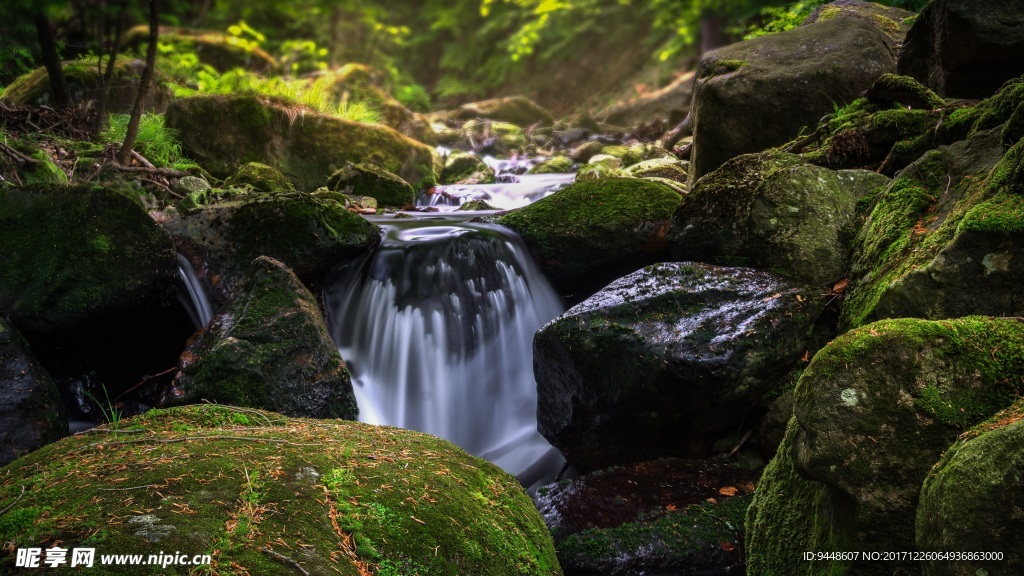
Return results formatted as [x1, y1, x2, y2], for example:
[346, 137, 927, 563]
[0, 486, 26, 517]
[262, 548, 311, 576]
[0, 141, 39, 164]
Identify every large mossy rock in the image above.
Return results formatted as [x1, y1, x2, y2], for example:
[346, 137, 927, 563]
[167, 257, 357, 419]
[440, 150, 495, 185]
[898, 0, 1024, 99]
[916, 401, 1024, 575]
[317, 64, 436, 145]
[0, 318, 66, 466]
[534, 262, 826, 472]
[223, 162, 295, 192]
[497, 178, 680, 297]
[454, 96, 554, 127]
[164, 94, 440, 189]
[842, 127, 1023, 328]
[0, 404, 562, 575]
[669, 151, 890, 285]
[327, 161, 416, 208]
[537, 458, 756, 576]
[747, 317, 1024, 576]
[688, 8, 903, 182]
[0, 184, 178, 335]
[123, 25, 278, 73]
[2, 58, 172, 113]
[164, 190, 378, 302]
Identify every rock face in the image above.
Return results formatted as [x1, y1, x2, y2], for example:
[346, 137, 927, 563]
[454, 96, 554, 127]
[843, 127, 1022, 328]
[497, 178, 680, 297]
[1, 58, 172, 113]
[688, 13, 901, 182]
[669, 151, 890, 285]
[0, 318, 66, 466]
[164, 94, 440, 189]
[898, 0, 1024, 99]
[746, 317, 1024, 576]
[534, 262, 826, 472]
[327, 161, 416, 208]
[0, 404, 562, 575]
[167, 257, 357, 420]
[122, 25, 278, 73]
[917, 401, 1024, 576]
[165, 190, 378, 302]
[537, 458, 755, 576]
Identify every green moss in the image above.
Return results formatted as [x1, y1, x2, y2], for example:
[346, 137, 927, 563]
[224, 162, 295, 192]
[327, 161, 416, 208]
[0, 405, 561, 575]
[23, 150, 68, 186]
[440, 151, 495, 185]
[526, 156, 574, 174]
[867, 73, 945, 110]
[698, 58, 747, 81]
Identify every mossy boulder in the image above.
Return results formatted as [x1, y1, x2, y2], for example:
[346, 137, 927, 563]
[803, 0, 913, 43]
[865, 73, 946, 111]
[916, 400, 1024, 575]
[163, 190, 378, 302]
[689, 13, 901, 182]
[0, 404, 562, 575]
[623, 157, 688, 183]
[454, 96, 554, 127]
[496, 177, 680, 296]
[842, 127, 1022, 328]
[0, 184, 178, 335]
[21, 150, 68, 186]
[526, 156, 574, 175]
[897, 0, 1024, 99]
[570, 140, 604, 163]
[0, 318, 66, 466]
[534, 262, 826, 472]
[164, 94, 440, 189]
[440, 151, 495, 185]
[668, 151, 890, 285]
[123, 25, 278, 73]
[538, 458, 755, 575]
[166, 256, 357, 419]
[1, 58, 172, 113]
[327, 161, 416, 208]
[224, 162, 295, 192]
[748, 317, 1024, 575]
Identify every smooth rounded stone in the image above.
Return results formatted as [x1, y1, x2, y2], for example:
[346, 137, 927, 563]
[454, 96, 554, 127]
[0, 404, 561, 575]
[898, 0, 1024, 99]
[570, 140, 604, 163]
[440, 150, 495, 185]
[623, 157, 688, 183]
[327, 161, 416, 208]
[748, 316, 1024, 576]
[526, 156, 574, 175]
[0, 318, 66, 466]
[534, 262, 826, 472]
[166, 256, 357, 419]
[224, 162, 295, 192]
[537, 458, 756, 576]
[165, 94, 440, 189]
[669, 151, 890, 285]
[164, 190, 378, 302]
[172, 175, 211, 196]
[917, 401, 1024, 576]
[587, 153, 621, 169]
[688, 12, 902, 182]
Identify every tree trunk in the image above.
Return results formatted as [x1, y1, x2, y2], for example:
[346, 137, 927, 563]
[329, 6, 342, 68]
[699, 9, 731, 57]
[34, 11, 72, 109]
[117, 0, 158, 166]
[93, 5, 127, 137]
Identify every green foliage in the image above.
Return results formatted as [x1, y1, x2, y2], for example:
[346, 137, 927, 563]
[81, 384, 122, 431]
[102, 112, 195, 170]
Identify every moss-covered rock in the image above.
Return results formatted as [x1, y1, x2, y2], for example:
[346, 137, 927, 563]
[570, 140, 604, 163]
[163, 190, 378, 302]
[748, 317, 1024, 575]
[224, 162, 295, 192]
[0, 184, 178, 335]
[454, 96, 554, 127]
[842, 128, 1022, 328]
[1, 58, 172, 113]
[22, 150, 68, 186]
[496, 177, 681, 295]
[0, 318, 66, 466]
[623, 157, 688, 183]
[572, 163, 621, 182]
[526, 156, 574, 174]
[865, 73, 946, 111]
[689, 14, 902, 182]
[167, 256, 356, 419]
[457, 199, 497, 211]
[440, 151, 495, 185]
[164, 94, 440, 189]
[123, 25, 278, 73]
[327, 161, 416, 208]
[916, 400, 1024, 575]
[803, 1, 913, 43]
[534, 262, 826, 472]
[669, 151, 890, 285]
[0, 404, 562, 575]
[171, 175, 211, 197]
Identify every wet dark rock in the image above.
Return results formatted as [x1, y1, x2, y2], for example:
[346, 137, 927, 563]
[534, 262, 827, 473]
[0, 318, 66, 466]
[537, 458, 756, 576]
[166, 256, 358, 419]
[898, 0, 1024, 99]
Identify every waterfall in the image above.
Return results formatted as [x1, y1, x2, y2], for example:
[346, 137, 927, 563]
[326, 216, 565, 486]
[177, 253, 215, 329]
[419, 173, 575, 211]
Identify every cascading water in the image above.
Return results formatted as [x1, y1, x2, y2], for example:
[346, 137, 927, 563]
[327, 214, 566, 487]
[177, 253, 215, 329]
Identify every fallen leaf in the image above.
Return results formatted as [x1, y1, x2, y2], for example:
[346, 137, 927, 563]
[719, 486, 739, 497]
